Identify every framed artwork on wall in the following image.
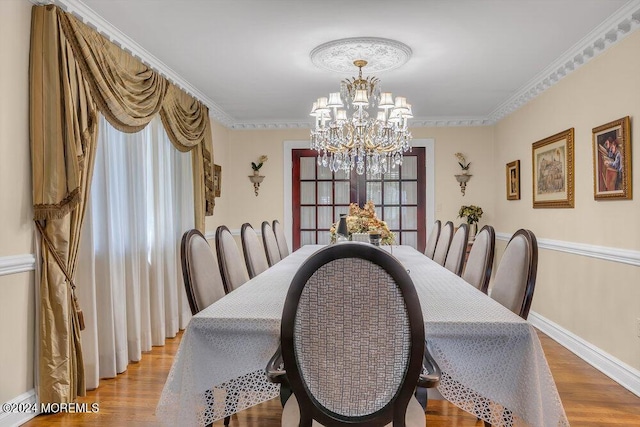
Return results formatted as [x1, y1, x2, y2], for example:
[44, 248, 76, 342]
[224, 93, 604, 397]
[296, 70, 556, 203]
[532, 128, 574, 208]
[213, 164, 222, 197]
[506, 160, 521, 200]
[592, 116, 632, 200]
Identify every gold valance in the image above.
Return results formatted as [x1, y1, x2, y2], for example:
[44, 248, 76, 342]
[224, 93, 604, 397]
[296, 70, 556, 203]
[29, 4, 215, 404]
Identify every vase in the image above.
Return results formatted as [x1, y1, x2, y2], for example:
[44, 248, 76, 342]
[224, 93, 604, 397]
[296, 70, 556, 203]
[336, 214, 348, 240]
[469, 223, 477, 241]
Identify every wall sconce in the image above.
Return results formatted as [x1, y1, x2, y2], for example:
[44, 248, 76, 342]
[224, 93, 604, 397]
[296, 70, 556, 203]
[249, 155, 268, 196]
[249, 171, 265, 196]
[455, 174, 472, 196]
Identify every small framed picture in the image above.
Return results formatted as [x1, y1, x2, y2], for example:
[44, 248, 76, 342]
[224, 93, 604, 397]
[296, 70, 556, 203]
[213, 164, 222, 197]
[506, 160, 520, 200]
[532, 128, 575, 208]
[592, 116, 632, 200]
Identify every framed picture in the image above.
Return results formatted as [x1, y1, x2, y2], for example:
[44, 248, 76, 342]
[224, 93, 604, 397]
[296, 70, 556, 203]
[506, 160, 520, 200]
[592, 116, 632, 200]
[213, 164, 222, 197]
[532, 128, 574, 208]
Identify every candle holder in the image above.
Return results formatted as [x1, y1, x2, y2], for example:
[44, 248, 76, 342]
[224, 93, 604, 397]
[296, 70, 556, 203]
[249, 171, 265, 196]
[455, 174, 472, 196]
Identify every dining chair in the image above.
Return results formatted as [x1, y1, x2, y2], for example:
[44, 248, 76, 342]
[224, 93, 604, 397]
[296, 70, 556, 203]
[269, 242, 438, 426]
[215, 225, 250, 293]
[261, 221, 282, 266]
[181, 229, 227, 315]
[462, 225, 495, 294]
[424, 220, 441, 259]
[490, 228, 538, 319]
[432, 221, 454, 266]
[240, 222, 270, 278]
[180, 229, 231, 426]
[272, 219, 290, 259]
[444, 223, 469, 276]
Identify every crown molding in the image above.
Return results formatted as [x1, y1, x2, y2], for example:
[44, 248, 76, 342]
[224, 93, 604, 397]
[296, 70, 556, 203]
[489, 0, 640, 122]
[29, 0, 640, 130]
[29, 0, 235, 127]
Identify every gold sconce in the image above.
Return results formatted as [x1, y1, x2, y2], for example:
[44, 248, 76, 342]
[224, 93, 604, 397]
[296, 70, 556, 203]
[249, 155, 268, 196]
[455, 173, 472, 196]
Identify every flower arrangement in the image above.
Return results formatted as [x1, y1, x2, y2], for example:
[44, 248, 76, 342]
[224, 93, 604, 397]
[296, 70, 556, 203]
[329, 201, 395, 245]
[458, 205, 483, 225]
[454, 152, 471, 171]
[251, 155, 268, 172]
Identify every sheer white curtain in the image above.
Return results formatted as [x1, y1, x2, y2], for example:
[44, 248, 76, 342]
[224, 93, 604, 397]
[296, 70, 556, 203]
[77, 115, 194, 390]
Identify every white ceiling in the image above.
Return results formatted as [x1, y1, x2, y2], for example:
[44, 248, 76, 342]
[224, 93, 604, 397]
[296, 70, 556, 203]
[64, 0, 639, 128]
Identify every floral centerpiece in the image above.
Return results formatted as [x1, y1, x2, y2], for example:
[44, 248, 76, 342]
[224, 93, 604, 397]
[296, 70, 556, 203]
[458, 205, 483, 225]
[329, 201, 395, 245]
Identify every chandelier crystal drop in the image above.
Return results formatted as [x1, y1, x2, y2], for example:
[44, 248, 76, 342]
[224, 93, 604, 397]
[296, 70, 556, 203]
[310, 60, 413, 176]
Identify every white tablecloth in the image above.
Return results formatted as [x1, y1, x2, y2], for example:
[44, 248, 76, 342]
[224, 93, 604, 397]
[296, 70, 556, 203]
[156, 245, 568, 426]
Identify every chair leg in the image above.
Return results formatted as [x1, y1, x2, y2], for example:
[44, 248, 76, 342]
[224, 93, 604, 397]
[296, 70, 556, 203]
[280, 383, 292, 407]
[414, 386, 428, 411]
[224, 415, 231, 426]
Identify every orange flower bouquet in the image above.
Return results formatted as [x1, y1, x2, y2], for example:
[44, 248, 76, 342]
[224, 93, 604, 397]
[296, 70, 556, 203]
[329, 201, 395, 245]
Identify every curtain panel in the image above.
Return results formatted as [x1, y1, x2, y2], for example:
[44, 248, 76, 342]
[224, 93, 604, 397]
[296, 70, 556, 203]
[29, 4, 214, 404]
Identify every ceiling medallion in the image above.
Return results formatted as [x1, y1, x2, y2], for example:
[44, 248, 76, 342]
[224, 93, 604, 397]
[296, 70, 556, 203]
[310, 37, 412, 74]
[309, 38, 413, 176]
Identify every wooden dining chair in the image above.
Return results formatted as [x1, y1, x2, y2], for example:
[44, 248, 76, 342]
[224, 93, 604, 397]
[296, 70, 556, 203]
[215, 225, 250, 293]
[272, 219, 290, 259]
[180, 229, 231, 426]
[240, 223, 270, 278]
[181, 229, 227, 314]
[261, 221, 282, 266]
[432, 221, 454, 266]
[462, 225, 495, 294]
[424, 220, 441, 259]
[490, 228, 538, 319]
[268, 242, 439, 426]
[444, 223, 469, 276]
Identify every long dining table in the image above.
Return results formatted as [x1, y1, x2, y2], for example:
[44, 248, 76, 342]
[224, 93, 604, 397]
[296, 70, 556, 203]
[156, 244, 569, 426]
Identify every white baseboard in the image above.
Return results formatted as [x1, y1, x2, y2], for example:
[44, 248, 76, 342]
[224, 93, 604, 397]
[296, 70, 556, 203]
[529, 311, 640, 397]
[0, 254, 36, 277]
[0, 389, 37, 427]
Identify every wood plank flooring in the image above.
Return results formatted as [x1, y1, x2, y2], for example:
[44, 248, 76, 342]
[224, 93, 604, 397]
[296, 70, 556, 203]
[22, 330, 640, 426]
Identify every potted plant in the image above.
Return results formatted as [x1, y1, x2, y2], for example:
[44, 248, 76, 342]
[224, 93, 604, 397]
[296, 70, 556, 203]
[458, 205, 483, 240]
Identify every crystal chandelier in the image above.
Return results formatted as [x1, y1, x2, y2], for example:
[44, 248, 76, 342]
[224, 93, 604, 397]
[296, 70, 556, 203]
[310, 59, 413, 176]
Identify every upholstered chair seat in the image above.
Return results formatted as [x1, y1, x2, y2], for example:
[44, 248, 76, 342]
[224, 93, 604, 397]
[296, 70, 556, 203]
[215, 225, 250, 293]
[241, 223, 270, 278]
[444, 223, 469, 276]
[490, 229, 538, 319]
[262, 221, 282, 266]
[273, 220, 290, 259]
[462, 225, 495, 293]
[424, 220, 441, 259]
[432, 221, 454, 266]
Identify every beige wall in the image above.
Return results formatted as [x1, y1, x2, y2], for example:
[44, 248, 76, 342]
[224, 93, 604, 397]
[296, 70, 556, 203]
[493, 30, 640, 369]
[217, 126, 495, 233]
[0, 0, 36, 404]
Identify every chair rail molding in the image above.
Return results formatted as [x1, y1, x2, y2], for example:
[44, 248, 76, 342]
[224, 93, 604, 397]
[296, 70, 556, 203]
[0, 254, 36, 277]
[0, 389, 37, 427]
[529, 311, 640, 398]
[495, 232, 640, 267]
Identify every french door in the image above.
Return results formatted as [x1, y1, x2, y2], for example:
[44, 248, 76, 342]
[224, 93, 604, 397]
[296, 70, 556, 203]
[292, 148, 426, 251]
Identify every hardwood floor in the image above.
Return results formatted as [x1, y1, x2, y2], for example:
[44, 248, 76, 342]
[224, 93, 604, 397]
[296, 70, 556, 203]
[23, 330, 640, 426]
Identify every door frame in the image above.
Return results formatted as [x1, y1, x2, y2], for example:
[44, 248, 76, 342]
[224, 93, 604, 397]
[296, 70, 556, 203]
[283, 139, 436, 249]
